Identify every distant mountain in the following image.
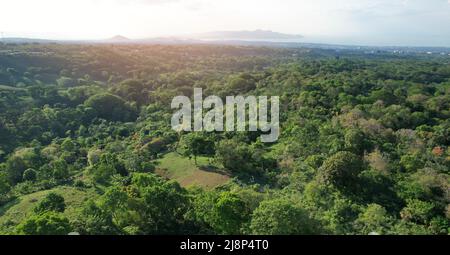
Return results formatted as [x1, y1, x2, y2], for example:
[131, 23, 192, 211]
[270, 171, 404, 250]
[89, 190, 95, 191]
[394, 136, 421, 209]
[188, 30, 303, 41]
[2, 34, 449, 53]
[103, 35, 131, 43]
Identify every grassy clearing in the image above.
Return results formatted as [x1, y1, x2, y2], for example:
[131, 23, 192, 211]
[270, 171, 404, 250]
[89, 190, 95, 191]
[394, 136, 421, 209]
[0, 186, 98, 233]
[155, 152, 230, 190]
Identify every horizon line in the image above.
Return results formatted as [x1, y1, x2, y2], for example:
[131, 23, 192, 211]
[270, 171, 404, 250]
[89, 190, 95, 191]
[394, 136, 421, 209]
[1, 36, 450, 50]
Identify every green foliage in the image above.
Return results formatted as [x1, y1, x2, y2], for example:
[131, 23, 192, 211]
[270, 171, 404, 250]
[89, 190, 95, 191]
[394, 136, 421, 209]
[0, 171, 11, 197]
[250, 198, 321, 235]
[73, 199, 122, 235]
[22, 168, 37, 182]
[319, 151, 364, 191]
[215, 139, 254, 173]
[400, 199, 435, 224]
[211, 192, 250, 234]
[228, 73, 257, 94]
[179, 133, 215, 164]
[50, 159, 70, 181]
[111, 79, 148, 106]
[142, 137, 167, 158]
[16, 211, 72, 235]
[88, 153, 126, 184]
[33, 192, 66, 213]
[344, 128, 368, 155]
[0, 44, 449, 235]
[74, 173, 190, 234]
[5, 156, 27, 184]
[355, 204, 392, 234]
[85, 93, 137, 122]
[135, 177, 190, 234]
[187, 189, 253, 234]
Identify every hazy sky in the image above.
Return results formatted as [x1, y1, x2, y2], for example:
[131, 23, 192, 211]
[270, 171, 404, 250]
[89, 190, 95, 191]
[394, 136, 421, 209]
[1, 0, 450, 46]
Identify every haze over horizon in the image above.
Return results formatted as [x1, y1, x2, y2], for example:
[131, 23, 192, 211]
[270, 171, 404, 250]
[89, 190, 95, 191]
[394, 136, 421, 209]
[1, 0, 450, 47]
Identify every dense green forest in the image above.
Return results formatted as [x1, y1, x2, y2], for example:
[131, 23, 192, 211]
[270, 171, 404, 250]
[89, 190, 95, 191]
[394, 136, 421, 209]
[0, 43, 448, 235]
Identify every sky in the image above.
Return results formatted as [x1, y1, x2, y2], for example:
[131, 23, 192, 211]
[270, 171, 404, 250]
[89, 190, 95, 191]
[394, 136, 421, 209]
[1, 0, 450, 46]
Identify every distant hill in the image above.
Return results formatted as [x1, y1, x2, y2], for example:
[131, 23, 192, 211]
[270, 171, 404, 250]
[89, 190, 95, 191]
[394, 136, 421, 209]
[188, 30, 304, 41]
[103, 35, 131, 43]
[2, 34, 449, 53]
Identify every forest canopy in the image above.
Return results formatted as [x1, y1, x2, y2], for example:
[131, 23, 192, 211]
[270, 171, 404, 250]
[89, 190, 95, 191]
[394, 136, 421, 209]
[0, 43, 448, 235]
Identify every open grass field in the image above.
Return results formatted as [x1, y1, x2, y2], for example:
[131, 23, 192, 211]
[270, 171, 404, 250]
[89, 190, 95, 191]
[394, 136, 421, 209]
[0, 153, 229, 233]
[0, 186, 98, 233]
[155, 152, 230, 190]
